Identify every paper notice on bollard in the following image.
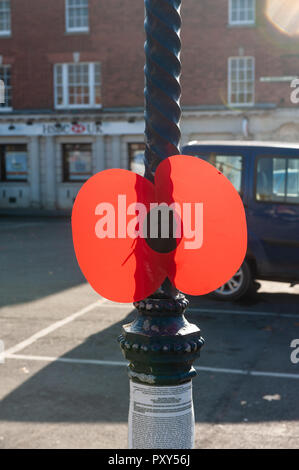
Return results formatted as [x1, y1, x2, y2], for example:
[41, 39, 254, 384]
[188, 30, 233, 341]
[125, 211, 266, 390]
[128, 381, 194, 449]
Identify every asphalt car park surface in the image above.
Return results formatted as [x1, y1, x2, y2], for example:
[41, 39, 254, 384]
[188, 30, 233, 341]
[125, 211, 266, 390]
[0, 217, 299, 449]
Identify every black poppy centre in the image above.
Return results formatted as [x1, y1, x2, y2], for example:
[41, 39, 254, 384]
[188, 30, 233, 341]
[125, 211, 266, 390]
[143, 205, 182, 254]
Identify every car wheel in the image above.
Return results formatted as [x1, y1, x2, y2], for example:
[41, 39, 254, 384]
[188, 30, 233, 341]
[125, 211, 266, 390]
[210, 261, 255, 301]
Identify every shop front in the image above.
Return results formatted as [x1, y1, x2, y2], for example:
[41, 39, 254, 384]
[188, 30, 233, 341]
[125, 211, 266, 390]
[0, 117, 146, 210]
[1, 107, 296, 211]
[0, 137, 33, 209]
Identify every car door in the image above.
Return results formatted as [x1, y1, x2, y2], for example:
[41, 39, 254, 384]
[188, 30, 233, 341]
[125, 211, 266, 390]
[246, 153, 299, 280]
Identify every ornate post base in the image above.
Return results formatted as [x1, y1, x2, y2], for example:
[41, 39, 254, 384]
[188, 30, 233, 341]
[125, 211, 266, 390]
[118, 286, 204, 449]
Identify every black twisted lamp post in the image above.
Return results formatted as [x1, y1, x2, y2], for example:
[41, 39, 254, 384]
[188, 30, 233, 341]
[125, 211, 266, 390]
[143, 0, 182, 182]
[118, 0, 204, 449]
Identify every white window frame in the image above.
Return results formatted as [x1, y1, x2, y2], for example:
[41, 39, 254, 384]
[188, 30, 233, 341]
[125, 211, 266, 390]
[228, 56, 255, 107]
[0, 65, 12, 111]
[229, 0, 256, 26]
[65, 0, 89, 33]
[54, 62, 101, 110]
[0, 0, 11, 36]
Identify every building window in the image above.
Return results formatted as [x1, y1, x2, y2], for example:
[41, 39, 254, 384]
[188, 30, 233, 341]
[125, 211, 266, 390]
[0, 145, 28, 182]
[228, 57, 255, 106]
[128, 143, 145, 176]
[66, 0, 89, 33]
[54, 62, 101, 109]
[0, 0, 11, 35]
[62, 143, 92, 182]
[0, 65, 12, 110]
[229, 0, 255, 25]
[256, 157, 299, 204]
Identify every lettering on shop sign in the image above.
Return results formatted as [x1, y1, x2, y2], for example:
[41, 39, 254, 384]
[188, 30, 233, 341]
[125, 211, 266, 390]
[42, 122, 102, 136]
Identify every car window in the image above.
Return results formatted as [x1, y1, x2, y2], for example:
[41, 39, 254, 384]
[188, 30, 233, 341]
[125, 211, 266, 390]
[256, 156, 299, 204]
[185, 151, 243, 193]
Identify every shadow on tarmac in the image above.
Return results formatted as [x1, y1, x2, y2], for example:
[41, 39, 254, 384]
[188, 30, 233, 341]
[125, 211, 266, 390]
[1, 217, 299, 425]
[0, 217, 84, 307]
[1, 292, 299, 425]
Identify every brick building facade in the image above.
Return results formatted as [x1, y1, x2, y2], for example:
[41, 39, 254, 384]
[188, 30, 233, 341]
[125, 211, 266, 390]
[1, 0, 299, 209]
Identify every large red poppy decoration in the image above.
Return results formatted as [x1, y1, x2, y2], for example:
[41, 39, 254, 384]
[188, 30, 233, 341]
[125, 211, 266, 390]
[72, 155, 247, 303]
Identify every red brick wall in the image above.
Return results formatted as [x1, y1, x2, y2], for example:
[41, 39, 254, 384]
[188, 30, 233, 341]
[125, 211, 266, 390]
[1, 0, 299, 111]
[181, 0, 299, 108]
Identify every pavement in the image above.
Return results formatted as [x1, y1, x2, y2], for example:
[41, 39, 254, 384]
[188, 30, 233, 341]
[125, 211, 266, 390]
[0, 216, 299, 449]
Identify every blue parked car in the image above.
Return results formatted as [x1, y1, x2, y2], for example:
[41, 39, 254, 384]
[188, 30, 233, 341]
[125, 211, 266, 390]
[181, 141, 299, 300]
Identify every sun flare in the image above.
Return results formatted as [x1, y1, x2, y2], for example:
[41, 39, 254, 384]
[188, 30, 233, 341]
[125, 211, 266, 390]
[266, 0, 299, 36]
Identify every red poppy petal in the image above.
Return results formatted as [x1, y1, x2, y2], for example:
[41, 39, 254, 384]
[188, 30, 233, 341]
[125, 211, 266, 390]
[72, 169, 167, 303]
[155, 155, 247, 295]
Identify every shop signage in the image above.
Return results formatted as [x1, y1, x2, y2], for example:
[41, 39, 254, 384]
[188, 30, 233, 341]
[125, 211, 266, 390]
[42, 122, 102, 135]
[0, 120, 144, 136]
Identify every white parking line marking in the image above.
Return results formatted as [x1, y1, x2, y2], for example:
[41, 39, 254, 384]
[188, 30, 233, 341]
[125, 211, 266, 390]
[195, 366, 299, 380]
[188, 308, 299, 319]
[102, 303, 299, 319]
[0, 299, 106, 361]
[6, 354, 126, 367]
[103, 303, 135, 309]
[4, 354, 299, 380]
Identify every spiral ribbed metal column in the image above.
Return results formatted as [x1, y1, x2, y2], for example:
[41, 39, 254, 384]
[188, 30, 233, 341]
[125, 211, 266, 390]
[119, 0, 204, 449]
[144, 0, 182, 182]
